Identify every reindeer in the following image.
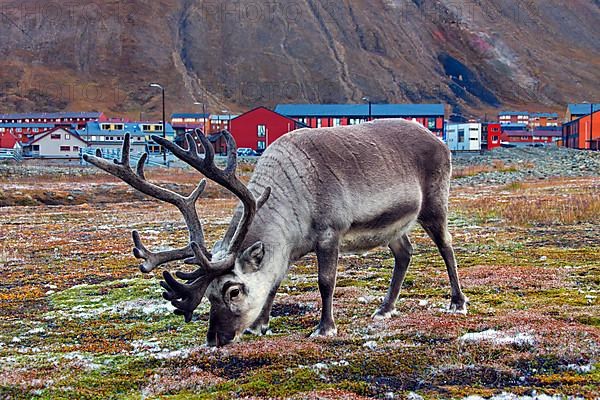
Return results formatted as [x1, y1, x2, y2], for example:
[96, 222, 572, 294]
[83, 119, 468, 346]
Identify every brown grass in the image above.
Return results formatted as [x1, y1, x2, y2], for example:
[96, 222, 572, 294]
[459, 179, 600, 225]
[452, 160, 522, 178]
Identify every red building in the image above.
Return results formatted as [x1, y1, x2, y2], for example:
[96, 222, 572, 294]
[0, 112, 106, 129]
[229, 107, 306, 152]
[0, 130, 20, 149]
[482, 122, 502, 150]
[274, 104, 446, 138]
[562, 110, 600, 150]
[501, 127, 561, 146]
[0, 123, 59, 143]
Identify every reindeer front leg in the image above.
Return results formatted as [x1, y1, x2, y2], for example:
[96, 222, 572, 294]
[311, 230, 340, 337]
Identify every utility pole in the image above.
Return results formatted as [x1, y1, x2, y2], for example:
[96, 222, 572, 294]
[149, 83, 167, 166]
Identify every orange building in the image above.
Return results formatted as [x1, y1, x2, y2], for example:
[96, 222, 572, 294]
[562, 110, 600, 150]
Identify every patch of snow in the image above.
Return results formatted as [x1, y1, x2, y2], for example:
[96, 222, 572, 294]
[407, 392, 423, 400]
[363, 340, 378, 350]
[11, 336, 22, 343]
[418, 300, 429, 307]
[563, 363, 595, 373]
[459, 329, 535, 346]
[312, 362, 329, 370]
[463, 393, 586, 400]
[154, 348, 192, 360]
[62, 352, 102, 370]
[27, 327, 45, 334]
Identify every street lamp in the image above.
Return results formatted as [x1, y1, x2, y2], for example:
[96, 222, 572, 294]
[149, 83, 167, 165]
[194, 101, 207, 135]
[362, 97, 372, 121]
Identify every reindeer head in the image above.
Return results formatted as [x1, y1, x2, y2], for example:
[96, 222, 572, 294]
[83, 130, 271, 346]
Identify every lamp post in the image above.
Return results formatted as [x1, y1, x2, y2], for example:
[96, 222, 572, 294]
[590, 102, 594, 151]
[149, 83, 167, 165]
[193, 101, 207, 135]
[362, 96, 372, 121]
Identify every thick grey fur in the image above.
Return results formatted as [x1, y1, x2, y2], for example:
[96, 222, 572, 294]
[203, 119, 467, 346]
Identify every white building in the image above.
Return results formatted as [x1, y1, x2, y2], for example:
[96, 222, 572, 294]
[446, 123, 482, 151]
[26, 127, 88, 158]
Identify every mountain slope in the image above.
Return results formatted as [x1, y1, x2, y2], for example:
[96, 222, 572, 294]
[0, 0, 599, 117]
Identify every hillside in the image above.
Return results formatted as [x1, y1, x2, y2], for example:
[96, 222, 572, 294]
[0, 0, 599, 118]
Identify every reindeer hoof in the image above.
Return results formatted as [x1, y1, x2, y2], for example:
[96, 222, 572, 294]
[244, 323, 270, 336]
[309, 325, 337, 338]
[447, 296, 469, 315]
[372, 308, 399, 320]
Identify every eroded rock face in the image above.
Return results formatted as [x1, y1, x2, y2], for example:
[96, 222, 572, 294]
[0, 0, 598, 115]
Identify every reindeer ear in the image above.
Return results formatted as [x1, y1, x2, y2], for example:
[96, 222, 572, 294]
[239, 242, 265, 273]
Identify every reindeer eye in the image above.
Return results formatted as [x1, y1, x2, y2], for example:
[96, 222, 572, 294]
[230, 288, 240, 299]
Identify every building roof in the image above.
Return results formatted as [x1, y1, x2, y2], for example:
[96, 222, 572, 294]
[210, 114, 239, 121]
[0, 131, 20, 149]
[274, 103, 445, 117]
[568, 103, 600, 116]
[28, 127, 88, 145]
[505, 130, 532, 137]
[531, 128, 562, 137]
[0, 112, 103, 120]
[502, 123, 528, 129]
[0, 123, 61, 129]
[530, 112, 559, 118]
[498, 111, 529, 117]
[171, 113, 210, 119]
[534, 126, 562, 132]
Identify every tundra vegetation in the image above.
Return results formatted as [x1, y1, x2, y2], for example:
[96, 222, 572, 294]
[0, 152, 598, 399]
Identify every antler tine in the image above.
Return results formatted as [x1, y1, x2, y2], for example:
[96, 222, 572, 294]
[83, 133, 209, 272]
[176, 242, 235, 281]
[222, 130, 237, 176]
[161, 270, 215, 323]
[136, 153, 148, 179]
[132, 231, 197, 273]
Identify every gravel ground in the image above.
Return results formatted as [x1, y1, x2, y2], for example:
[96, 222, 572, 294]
[2, 147, 599, 186]
[452, 146, 600, 186]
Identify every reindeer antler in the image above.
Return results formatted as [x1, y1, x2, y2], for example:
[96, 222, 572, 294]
[82, 133, 210, 272]
[153, 130, 271, 320]
[85, 130, 271, 322]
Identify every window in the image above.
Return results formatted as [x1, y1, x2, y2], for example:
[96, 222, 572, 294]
[317, 119, 322, 128]
[65, 134, 71, 140]
[492, 136, 499, 142]
[16, 128, 22, 132]
[32, 128, 38, 133]
[33, 145, 40, 151]
[60, 146, 71, 151]
[428, 118, 436, 129]
[458, 129, 465, 143]
[333, 118, 341, 127]
[91, 136, 97, 141]
[257, 140, 266, 150]
[114, 124, 124, 130]
[257, 125, 266, 137]
[73, 146, 79, 151]
[51, 134, 61, 140]
[101, 123, 111, 130]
